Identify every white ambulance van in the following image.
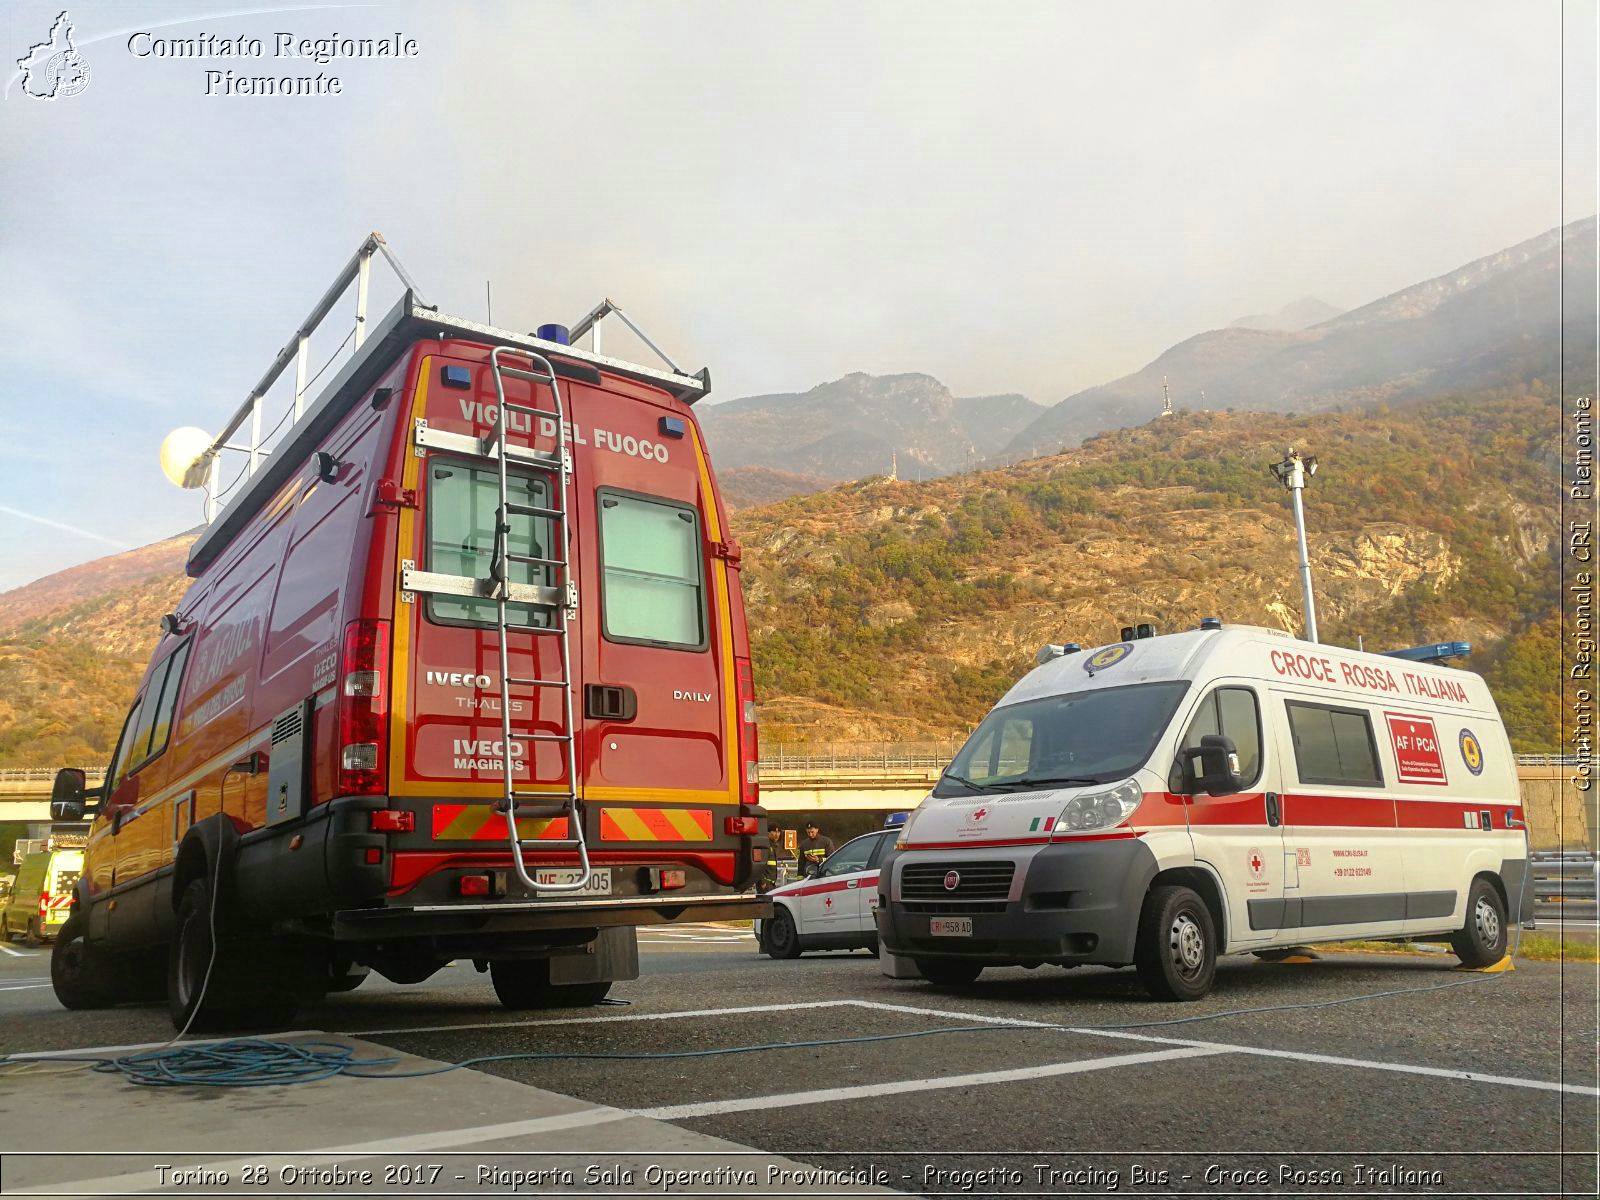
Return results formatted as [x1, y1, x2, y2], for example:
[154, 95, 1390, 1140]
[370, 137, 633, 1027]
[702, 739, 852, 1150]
[876, 623, 1525, 1000]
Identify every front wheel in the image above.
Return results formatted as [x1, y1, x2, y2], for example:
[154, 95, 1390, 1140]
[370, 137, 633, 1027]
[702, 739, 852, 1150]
[52, 911, 114, 1010]
[762, 906, 803, 960]
[915, 957, 983, 986]
[490, 959, 613, 1009]
[1451, 878, 1508, 968]
[1134, 884, 1217, 1001]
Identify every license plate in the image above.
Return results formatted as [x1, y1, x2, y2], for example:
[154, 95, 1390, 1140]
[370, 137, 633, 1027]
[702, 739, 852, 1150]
[929, 917, 973, 937]
[530, 868, 612, 896]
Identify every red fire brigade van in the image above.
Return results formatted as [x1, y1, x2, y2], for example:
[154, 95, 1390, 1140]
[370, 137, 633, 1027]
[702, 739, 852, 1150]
[49, 237, 767, 1028]
[878, 623, 1525, 999]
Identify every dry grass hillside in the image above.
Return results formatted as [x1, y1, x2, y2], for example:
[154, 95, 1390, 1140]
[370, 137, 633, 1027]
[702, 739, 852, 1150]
[0, 531, 196, 766]
[734, 391, 1560, 749]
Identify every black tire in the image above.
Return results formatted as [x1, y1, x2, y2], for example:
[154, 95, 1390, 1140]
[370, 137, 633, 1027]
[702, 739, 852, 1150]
[1451, 877, 1508, 968]
[325, 960, 369, 994]
[1134, 884, 1217, 1001]
[762, 906, 803, 960]
[23, 919, 42, 948]
[51, 910, 114, 1010]
[168, 877, 302, 1032]
[489, 959, 613, 1009]
[915, 957, 983, 986]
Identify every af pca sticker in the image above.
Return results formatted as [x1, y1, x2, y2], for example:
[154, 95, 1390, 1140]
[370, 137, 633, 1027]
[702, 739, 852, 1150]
[1458, 728, 1485, 776]
[1084, 643, 1133, 674]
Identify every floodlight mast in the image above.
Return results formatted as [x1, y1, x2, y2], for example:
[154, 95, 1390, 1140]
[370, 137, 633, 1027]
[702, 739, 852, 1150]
[1269, 448, 1320, 643]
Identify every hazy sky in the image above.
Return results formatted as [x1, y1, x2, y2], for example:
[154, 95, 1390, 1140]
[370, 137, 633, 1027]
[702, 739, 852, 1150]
[1, 0, 1595, 589]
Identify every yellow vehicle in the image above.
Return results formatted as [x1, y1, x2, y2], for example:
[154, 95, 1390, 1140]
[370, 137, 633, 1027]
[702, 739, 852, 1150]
[2, 849, 83, 945]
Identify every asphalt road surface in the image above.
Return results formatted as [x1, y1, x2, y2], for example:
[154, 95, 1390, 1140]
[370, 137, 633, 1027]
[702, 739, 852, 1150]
[1, 925, 1595, 1197]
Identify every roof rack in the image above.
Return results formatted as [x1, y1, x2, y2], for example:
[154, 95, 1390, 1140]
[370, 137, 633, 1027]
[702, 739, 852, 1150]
[183, 234, 710, 576]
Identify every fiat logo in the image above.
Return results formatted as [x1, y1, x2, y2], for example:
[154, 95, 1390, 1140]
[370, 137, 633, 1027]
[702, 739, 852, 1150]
[943, 870, 961, 891]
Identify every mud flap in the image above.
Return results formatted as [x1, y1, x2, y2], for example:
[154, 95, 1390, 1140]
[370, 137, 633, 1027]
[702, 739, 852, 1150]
[549, 926, 640, 985]
[879, 940, 922, 979]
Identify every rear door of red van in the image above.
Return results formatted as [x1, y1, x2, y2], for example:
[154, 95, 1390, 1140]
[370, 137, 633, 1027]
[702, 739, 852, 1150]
[566, 375, 748, 892]
[387, 352, 587, 874]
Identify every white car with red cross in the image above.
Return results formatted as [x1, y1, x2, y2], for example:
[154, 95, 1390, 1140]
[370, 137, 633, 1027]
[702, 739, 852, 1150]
[877, 622, 1525, 999]
[756, 828, 896, 958]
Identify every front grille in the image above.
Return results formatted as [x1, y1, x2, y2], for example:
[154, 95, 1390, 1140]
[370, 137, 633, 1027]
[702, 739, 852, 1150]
[901, 860, 1015, 901]
[900, 899, 1009, 915]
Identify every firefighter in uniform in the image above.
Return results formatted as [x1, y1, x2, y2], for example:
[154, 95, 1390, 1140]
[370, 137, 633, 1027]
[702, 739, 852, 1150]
[760, 827, 796, 893]
[796, 822, 835, 878]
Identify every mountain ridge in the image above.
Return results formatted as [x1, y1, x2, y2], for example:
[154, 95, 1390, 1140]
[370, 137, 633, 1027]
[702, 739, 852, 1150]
[1006, 217, 1596, 457]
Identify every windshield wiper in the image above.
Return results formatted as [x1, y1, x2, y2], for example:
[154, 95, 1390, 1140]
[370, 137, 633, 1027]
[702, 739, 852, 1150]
[938, 770, 983, 792]
[1003, 775, 1102, 789]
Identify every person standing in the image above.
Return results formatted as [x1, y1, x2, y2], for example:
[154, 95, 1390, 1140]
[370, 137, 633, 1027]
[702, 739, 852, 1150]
[796, 821, 835, 877]
[760, 827, 797, 892]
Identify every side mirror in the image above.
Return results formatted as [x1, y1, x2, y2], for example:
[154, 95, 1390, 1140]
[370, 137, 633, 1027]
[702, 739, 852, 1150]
[1182, 734, 1244, 796]
[49, 768, 88, 821]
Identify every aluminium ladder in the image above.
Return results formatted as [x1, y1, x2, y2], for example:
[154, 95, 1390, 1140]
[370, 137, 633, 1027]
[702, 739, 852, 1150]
[486, 347, 593, 894]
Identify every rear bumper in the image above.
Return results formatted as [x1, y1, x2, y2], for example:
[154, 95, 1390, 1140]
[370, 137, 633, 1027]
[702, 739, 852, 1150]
[876, 837, 1158, 966]
[332, 893, 768, 941]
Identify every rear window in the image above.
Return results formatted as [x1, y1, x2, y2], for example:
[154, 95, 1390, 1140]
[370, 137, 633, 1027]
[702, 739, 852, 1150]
[1285, 700, 1384, 787]
[598, 491, 706, 650]
[426, 462, 554, 628]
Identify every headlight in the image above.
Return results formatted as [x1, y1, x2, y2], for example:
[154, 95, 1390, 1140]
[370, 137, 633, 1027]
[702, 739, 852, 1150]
[1055, 778, 1142, 835]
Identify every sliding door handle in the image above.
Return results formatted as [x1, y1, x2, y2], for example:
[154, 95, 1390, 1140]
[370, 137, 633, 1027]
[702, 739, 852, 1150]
[1265, 792, 1281, 827]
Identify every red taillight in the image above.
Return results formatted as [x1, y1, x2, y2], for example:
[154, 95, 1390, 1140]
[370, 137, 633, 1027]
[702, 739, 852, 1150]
[725, 816, 760, 836]
[339, 618, 391, 796]
[735, 657, 759, 807]
[659, 869, 687, 890]
[38, 891, 49, 916]
[457, 874, 491, 897]
[369, 809, 414, 833]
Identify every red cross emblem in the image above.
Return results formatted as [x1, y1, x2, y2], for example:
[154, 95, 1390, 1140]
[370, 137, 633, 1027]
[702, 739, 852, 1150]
[1250, 852, 1262, 872]
[823, 896, 833, 908]
[971, 808, 988, 821]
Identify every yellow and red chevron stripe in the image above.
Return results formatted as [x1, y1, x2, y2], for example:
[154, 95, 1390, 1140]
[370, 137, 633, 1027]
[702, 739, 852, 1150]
[599, 806, 713, 843]
[431, 804, 568, 842]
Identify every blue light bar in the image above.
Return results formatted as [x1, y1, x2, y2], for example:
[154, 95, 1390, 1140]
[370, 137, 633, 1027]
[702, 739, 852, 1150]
[1381, 641, 1471, 664]
[536, 323, 571, 345]
[884, 811, 911, 828]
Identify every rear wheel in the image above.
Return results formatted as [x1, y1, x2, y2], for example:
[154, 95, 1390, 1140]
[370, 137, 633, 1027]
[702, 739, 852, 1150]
[915, 958, 983, 986]
[1451, 878, 1508, 968]
[489, 959, 613, 1009]
[762, 907, 803, 960]
[1135, 884, 1217, 1001]
[168, 877, 303, 1032]
[52, 911, 114, 1010]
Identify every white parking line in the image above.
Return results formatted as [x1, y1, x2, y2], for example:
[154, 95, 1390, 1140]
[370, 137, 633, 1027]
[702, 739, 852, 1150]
[0, 983, 49, 993]
[0, 945, 41, 958]
[637, 1045, 1228, 1120]
[858, 1000, 1600, 1098]
[351, 999, 858, 1039]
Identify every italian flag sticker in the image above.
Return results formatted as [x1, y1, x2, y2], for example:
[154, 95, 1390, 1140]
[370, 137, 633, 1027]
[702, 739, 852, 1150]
[1028, 816, 1056, 832]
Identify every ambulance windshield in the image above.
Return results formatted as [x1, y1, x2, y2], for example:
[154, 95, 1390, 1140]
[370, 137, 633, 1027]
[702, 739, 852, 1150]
[934, 681, 1190, 796]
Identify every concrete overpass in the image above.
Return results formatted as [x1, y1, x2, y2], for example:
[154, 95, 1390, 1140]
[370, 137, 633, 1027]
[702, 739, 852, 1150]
[4, 754, 1593, 849]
